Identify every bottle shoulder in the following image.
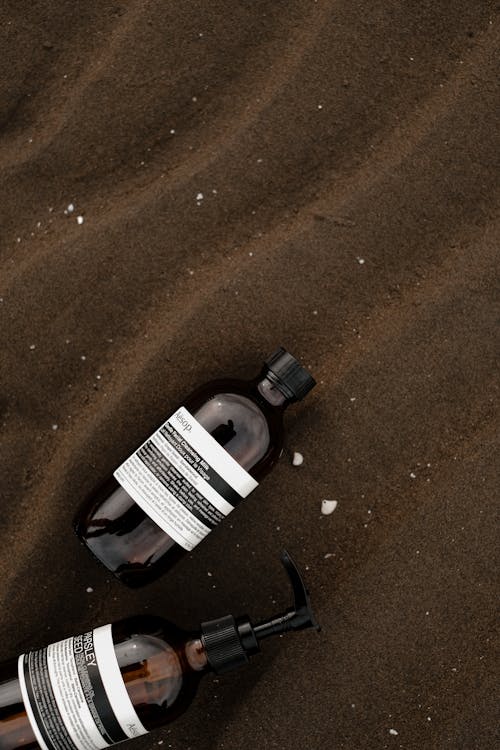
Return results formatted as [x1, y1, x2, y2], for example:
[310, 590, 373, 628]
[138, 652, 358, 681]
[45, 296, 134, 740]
[111, 615, 190, 646]
[111, 616, 203, 730]
[183, 376, 264, 407]
[184, 379, 284, 476]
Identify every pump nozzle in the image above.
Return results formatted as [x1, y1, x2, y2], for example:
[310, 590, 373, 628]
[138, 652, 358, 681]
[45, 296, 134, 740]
[251, 549, 320, 641]
[201, 550, 319, 674]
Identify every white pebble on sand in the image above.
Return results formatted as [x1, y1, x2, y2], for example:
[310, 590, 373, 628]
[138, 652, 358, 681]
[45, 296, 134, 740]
[86, 586, 94, 593]
[292, 451, 304, 466]
[321, 499, 337, 515]
[51, 424, 58, 431]
[66, 203, 74, 214]
[389, 729, 398, 736]
[410, 472, 417, 479]
[76, 215, 84, 225]
[196, 192, 204, 201]
[357, 257, 365, 264]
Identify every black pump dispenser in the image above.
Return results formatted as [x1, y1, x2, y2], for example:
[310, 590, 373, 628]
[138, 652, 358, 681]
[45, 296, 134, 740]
[201, 550, 320, 674]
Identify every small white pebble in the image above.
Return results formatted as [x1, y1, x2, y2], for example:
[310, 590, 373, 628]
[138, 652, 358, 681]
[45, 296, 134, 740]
[292, 451, 304, 466]
[321, 499, 338, 515]
[207, 571, 212, 577]
[427, 717, 431, 721]
[324, 553, 334, 559]
[196, 192, 204, 201]
[317, 104, 323, 110]
[350, 396, 356, 402]
[29, 344, 36, 350]
[76, 215, 84, 225]
[192, 96, 197, 102]
[81, 355, 86, 361]
[51, 424, 58, 431]
[96, 374, 101, 380]
[357, 257, 365, 264]
[410, 472, 417, 479]
[16, 237, 21, 243]
[86, 586, 94, 593]
[248, 251, 253, 257]
[67, 203, 74, 214]
[425, 610, 430, 616]
[312, 310, 318, 315]
[389, 729, 398, 736]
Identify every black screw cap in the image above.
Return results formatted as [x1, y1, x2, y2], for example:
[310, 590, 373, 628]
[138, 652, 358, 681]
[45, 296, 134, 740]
[264, 347, 316, 401]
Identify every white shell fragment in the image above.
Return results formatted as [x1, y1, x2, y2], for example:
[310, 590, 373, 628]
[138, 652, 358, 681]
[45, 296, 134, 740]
[389, 729, 399, 736]
[292, 451, 304, 466]
[321, 499, 337, 515]
[66, 203, 74, 214]
[76, 215, 84, 225]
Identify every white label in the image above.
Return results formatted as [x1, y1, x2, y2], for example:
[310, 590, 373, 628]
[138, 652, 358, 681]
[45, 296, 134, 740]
[18, 625, 147, 750]
[113, 406, 258, 551]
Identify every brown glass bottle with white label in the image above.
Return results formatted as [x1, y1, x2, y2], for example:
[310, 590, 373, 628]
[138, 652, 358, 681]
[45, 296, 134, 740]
[75, 348, 316, 587]
[0, 551, 319, 750]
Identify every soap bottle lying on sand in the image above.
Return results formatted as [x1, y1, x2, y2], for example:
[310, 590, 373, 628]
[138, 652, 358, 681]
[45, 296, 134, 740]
[75, 347, 315, 587]
[0, 551, 319, 750]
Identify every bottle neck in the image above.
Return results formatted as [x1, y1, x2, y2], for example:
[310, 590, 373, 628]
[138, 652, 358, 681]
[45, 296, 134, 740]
[256, 372, 293, 408]
[184, 638, 210, 672]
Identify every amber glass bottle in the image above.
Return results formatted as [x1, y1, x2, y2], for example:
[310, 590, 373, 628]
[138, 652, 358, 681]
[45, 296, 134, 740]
[75, 348, 315, 587]
[0, 552, 318, 750]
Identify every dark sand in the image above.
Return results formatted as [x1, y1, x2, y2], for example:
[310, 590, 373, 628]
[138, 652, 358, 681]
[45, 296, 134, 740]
[0, 2, 499, 748]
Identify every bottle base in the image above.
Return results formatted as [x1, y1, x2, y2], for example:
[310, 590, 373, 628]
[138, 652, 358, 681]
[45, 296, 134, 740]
[74, 518, 186, 588]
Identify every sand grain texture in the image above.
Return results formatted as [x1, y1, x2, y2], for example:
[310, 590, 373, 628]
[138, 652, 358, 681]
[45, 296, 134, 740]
[0, 2, 499, 749]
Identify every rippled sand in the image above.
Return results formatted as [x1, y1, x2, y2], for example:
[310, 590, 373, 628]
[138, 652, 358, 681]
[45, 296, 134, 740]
[0, 3, 498, 748]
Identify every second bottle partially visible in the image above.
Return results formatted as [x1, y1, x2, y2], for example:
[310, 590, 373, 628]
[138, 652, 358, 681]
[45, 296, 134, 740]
[74, 347, 315, 587]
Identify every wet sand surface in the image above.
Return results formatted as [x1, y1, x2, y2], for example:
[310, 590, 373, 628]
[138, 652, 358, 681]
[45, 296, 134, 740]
[0, 2, 498, 748]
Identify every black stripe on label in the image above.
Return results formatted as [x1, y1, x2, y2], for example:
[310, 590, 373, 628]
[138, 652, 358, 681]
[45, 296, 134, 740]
[24, 652, 79, 750]
[161, 422, 245, 507]
[73, 633, 128, 744]
[137, 442, 225, 529]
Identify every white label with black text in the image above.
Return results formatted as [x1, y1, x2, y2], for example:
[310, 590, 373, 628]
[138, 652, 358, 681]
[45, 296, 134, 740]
[113, 406, 258, 551]
[18, 624, 147, 750]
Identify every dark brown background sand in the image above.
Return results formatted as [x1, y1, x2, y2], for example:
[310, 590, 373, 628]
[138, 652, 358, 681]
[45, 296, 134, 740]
[0, 2, 499, 748]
